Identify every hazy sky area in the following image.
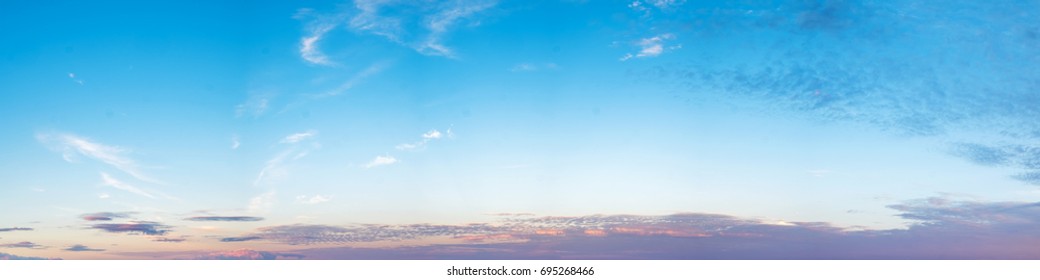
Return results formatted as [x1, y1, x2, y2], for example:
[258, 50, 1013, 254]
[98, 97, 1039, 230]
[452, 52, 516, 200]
[1, 0, 1039, 259]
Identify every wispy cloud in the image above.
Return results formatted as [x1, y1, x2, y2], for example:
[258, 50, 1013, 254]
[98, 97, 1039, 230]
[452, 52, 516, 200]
[396, 129, 453, 151]
[231, 135, 241, 150]
[363, 155, 397, 168]
[620, 34, 679, 61]
[0, 227, 33, 232]
[248, 191, 276, 213]
[300, 22, 337, 65]
[417, 1, 497, 57]
[219, 236, 262, 242]
[194, 249, 303, 260]
[316, 62, 389, 98]
[64, 244, 105, 252]
[235, 92, 273, 118]
[329, 0, 498, 57]
[37, 133, 161, 184]
[80, 212, 134, 221]
[950, 143, 1040, 185]
[509, 62, 558, 72]
[68, 72, 84, 85]
[100, 172, 156, 199]
[280, 130, 318, 144]
[151, 237, 186, 243]
[254, 132, 320, 187]
[1, 242, 45, 249]
[185, 216, 264, 222]
[296, 195, 331, 205]
[90, 222, 170, 236]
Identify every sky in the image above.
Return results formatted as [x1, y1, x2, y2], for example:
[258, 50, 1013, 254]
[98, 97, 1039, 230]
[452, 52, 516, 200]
[1, 0, 1039, 260]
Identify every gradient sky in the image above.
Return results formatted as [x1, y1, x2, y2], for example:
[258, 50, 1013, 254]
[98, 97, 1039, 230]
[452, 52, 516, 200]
[2, 0, 1039, 260]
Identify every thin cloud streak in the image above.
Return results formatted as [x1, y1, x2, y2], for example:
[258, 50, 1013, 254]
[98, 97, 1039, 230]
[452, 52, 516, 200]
[100, 172, 155, 199]
[37, 133, 162, 184]
[185, 216, 265, 222]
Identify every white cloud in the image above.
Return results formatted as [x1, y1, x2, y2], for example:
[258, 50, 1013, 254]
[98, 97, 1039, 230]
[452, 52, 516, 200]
[296, 195, 331, 205]
[510, 62, 558, 72]
[396, 128, 453, 151]
[281, 130, 318, 144]
[647, 0, 685, 9]
[248, 191, 276, 213]
[300, 23, 337, 65]
[422, 129, 443, 140]
[68, 72, 84, 85]
[364, 155, 398, 168]
[37, 133, 160, 184]
[231, 135, 241, 150]
[338, 0, 496, 58]
[621, 34, 678, 61]
[100, 172, 155, 199]
[318, 62, 389, 98]
[98, 193, 110, 199]
[235, 93, 272, 118]
[395, 143, 420, 151]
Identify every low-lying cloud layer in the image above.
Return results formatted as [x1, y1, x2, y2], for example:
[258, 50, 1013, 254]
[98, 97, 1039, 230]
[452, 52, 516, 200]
[175, 198, 1039, 259]
[185, 216, 264, 222]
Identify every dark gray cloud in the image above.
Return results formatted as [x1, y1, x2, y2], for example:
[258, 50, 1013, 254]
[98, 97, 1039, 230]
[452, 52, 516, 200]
[0, 252, 57, 260]
[185, 216, 264, 222]
[219, 236, 262, 242]
[63, 244, 105, 252]
[193, 249, 304, 260]
[1, 241, 45, 249]
[80, 212, 134, 221]
[90, 222, 170, 236]
[0, 227, 33, 232]
[152, 237, 186, 243]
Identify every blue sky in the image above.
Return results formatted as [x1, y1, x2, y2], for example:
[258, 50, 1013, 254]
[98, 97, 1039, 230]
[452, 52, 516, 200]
[1, 0, 1039, 259]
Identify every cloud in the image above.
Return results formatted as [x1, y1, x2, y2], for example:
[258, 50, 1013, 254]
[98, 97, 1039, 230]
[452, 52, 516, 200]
[621, 34, 678, 61]
[80, 212, 134, 221]
[64, 244, 105, 252]
[281, 130, 318, 144]
[68, 72, 84, 85]
[316, 62, 389, 98]
[100, 172, 155, 199]
[396, 129, 453, 151]
[219, 236, 262, 242]
[231, 135, 241, 150]
[235, 92, 273, 118]
[949, 143, 1040, 185]
[296, 195, 331, 205]
[235, 197, 1040, 259]
[0, 227, 33, 232]
[510, 62, 558, 72]
[363, 155, 398, 168]
[90, 222, 170, 236]
[335, 0, 497, 57]
[194, 249, 304, 260]
[0, 252, 57, 260]
[1, 242, 45, 249]
[36, 133, 160, 184]
[248, 191, 276, 213]
[152, 237, 186, 243]
[300, 22, 337, 65]
[422, 130, 443, 140]
[185, 216, 264, 222]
